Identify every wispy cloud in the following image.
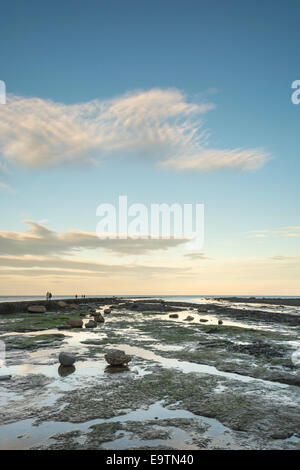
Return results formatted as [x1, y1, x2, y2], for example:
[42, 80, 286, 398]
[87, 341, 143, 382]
[247, 226, 300, 238]
[0, 255, 189, 278]
[184, 252, 213, 260]
[0, 220, 188, 256]
[0, 89, 269, 172]
[269, 255, 299, 261]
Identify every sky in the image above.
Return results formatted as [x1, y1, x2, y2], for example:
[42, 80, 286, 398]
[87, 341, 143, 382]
[0, 0, 299, 295]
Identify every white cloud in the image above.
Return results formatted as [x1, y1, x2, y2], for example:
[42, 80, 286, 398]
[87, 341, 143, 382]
[0, 89, 269, 171]
[0, 220, 188, 256]
[161, 148, 268, 171]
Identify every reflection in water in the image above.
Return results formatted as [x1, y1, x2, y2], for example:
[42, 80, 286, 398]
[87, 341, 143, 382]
[105, 365, 130, 374]
[58, 365, 76, 377]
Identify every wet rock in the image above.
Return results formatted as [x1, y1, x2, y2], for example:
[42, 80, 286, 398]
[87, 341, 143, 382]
[117, 301, 182, 313]
[105, 349, 131, 366]
[197, 339, 231, 348]
[169, 314, 179, 318]
[200, 319, 208, 322]
[69, 304, 78, 310]
[104, 308, 111, 314]
[27, 305, 46, 313]
[184, 316, 194, 321]
[197, 306, 208, 312]
[67, 318, 83, 328]
[59, 352, 76, 367]
[94, 314, 105, 323]
[57, 301, 68, 308]
[85, 320, 96, 328]
[271, 431, 293, 440]
[218, 320, 223, 325]
[5, 333, 65, 350]
[228, 341, 283, 358]
[0, 375, 12, 381]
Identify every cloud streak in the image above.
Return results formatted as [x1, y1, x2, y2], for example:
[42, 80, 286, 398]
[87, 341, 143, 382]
[0, 220, 188, 256]
[0, 89, 269, 172]
[247, 226, 300, 238]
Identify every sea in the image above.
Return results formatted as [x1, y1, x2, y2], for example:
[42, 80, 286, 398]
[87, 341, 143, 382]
[0, 294, 300, 303]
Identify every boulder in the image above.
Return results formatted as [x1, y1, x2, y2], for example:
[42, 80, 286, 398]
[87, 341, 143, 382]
[197, 306, 208, 312]
[57, 301, 68, 308]
[104, 308, 111, 314]
[69, 304, 78, 310]
[59, 352, 76, 367]
[27, 305, 46, 313]
[94, 314, 105, 323]
[169, 314, 179, 318]
[67, 318, 83, 328]
[200, 319, 208, 322]
[85, 320, 96, 328]
[218, 320, 223, 325]
[184, 316, 194, 321]
[105, 349, 131, 366]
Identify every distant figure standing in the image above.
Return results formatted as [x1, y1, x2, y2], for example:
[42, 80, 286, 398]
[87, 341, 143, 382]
[46, 291, 50, 301]
[49, 292, 52, 300]
[75, 294, 78, 299]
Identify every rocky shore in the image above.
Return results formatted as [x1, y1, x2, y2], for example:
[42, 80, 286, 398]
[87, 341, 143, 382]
[0, 297, 121, 315]
[215, 296, 300, 307]
[0, 297, 299, 450]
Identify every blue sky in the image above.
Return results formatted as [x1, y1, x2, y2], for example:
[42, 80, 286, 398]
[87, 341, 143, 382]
[0, 0, 299, 294]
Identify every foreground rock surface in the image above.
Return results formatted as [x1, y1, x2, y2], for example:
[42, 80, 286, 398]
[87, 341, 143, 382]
[1, 297, 300, 450]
